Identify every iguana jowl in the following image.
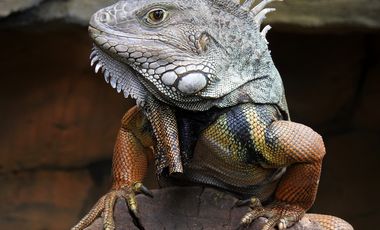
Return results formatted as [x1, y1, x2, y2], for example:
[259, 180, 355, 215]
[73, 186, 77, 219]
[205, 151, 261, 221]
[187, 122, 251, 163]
[73, 0, 353, 229]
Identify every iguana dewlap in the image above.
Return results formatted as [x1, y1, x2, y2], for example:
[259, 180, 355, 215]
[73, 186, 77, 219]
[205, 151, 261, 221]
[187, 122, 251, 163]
[72, 0, 354, 229]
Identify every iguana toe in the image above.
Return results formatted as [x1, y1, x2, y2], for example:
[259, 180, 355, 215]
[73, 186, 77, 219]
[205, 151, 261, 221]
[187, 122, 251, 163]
[240, 199, 305, 230]
[71, 196, 106, 230]
[72, 182, 152, 230]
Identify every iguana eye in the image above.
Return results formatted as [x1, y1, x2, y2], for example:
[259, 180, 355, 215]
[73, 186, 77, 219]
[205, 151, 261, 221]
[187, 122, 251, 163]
[147, 9, 167, 24]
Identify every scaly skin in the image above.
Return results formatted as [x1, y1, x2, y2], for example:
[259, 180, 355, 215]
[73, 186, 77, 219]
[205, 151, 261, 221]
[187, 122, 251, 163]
[73, 0, 354, 229]
[73, 105, 353, 230]
[179, 103, 325, 229]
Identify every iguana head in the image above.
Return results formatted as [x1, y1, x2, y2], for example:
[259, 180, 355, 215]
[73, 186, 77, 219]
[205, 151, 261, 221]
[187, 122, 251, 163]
[89, 0, 287, 113]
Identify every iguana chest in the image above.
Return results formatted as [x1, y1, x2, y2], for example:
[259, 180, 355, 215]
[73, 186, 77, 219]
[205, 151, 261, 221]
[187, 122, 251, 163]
[173, 104, 285, 199]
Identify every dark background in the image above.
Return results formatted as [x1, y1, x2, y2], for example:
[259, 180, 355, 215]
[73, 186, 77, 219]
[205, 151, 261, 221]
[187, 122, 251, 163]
[1, 1, 380, 229]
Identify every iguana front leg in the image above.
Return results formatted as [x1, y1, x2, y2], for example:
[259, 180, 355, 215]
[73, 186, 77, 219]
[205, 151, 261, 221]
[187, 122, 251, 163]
[72, 106, 154, 230]
[239, 106, 326, 229]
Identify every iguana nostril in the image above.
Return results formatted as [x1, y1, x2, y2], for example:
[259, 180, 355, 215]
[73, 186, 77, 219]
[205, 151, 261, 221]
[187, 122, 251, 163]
[198, 33, 210, 52]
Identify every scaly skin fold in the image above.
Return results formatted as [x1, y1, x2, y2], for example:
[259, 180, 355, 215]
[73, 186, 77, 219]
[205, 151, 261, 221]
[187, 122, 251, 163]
[144, 97, 183, 174]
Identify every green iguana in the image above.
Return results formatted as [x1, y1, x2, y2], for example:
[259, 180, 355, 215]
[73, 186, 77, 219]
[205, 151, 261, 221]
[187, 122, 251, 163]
[72, 0, 353, 229]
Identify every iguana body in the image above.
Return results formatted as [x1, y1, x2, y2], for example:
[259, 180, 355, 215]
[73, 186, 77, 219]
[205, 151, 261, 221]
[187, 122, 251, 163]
[73, 0, 353, 229]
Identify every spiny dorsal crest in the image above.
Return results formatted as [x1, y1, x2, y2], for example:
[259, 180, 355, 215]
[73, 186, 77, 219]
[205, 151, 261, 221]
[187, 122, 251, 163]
[239, 0, 283, 43]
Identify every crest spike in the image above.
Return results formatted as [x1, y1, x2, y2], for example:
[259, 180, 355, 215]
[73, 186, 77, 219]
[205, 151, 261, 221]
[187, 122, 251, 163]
[240, 0, 256, 11]
[251, 0, 282, 15]
[261, 25, 271, 44]
[255, 8, 276, 26]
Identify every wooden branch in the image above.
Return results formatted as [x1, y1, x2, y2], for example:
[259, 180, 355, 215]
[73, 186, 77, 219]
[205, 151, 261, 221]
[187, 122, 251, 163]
[86, 186, 323, 230]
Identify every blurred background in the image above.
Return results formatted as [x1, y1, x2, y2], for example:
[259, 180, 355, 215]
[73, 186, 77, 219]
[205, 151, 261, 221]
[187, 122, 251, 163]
[0, 0, 379, 229]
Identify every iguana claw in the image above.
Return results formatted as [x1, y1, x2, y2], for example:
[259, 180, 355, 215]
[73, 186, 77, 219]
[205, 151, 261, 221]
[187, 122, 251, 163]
[235, 197, 258, 207]
[133, 182, 154, 198]
[72, 182, 152, 230]
[240, 198, 304, 230]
